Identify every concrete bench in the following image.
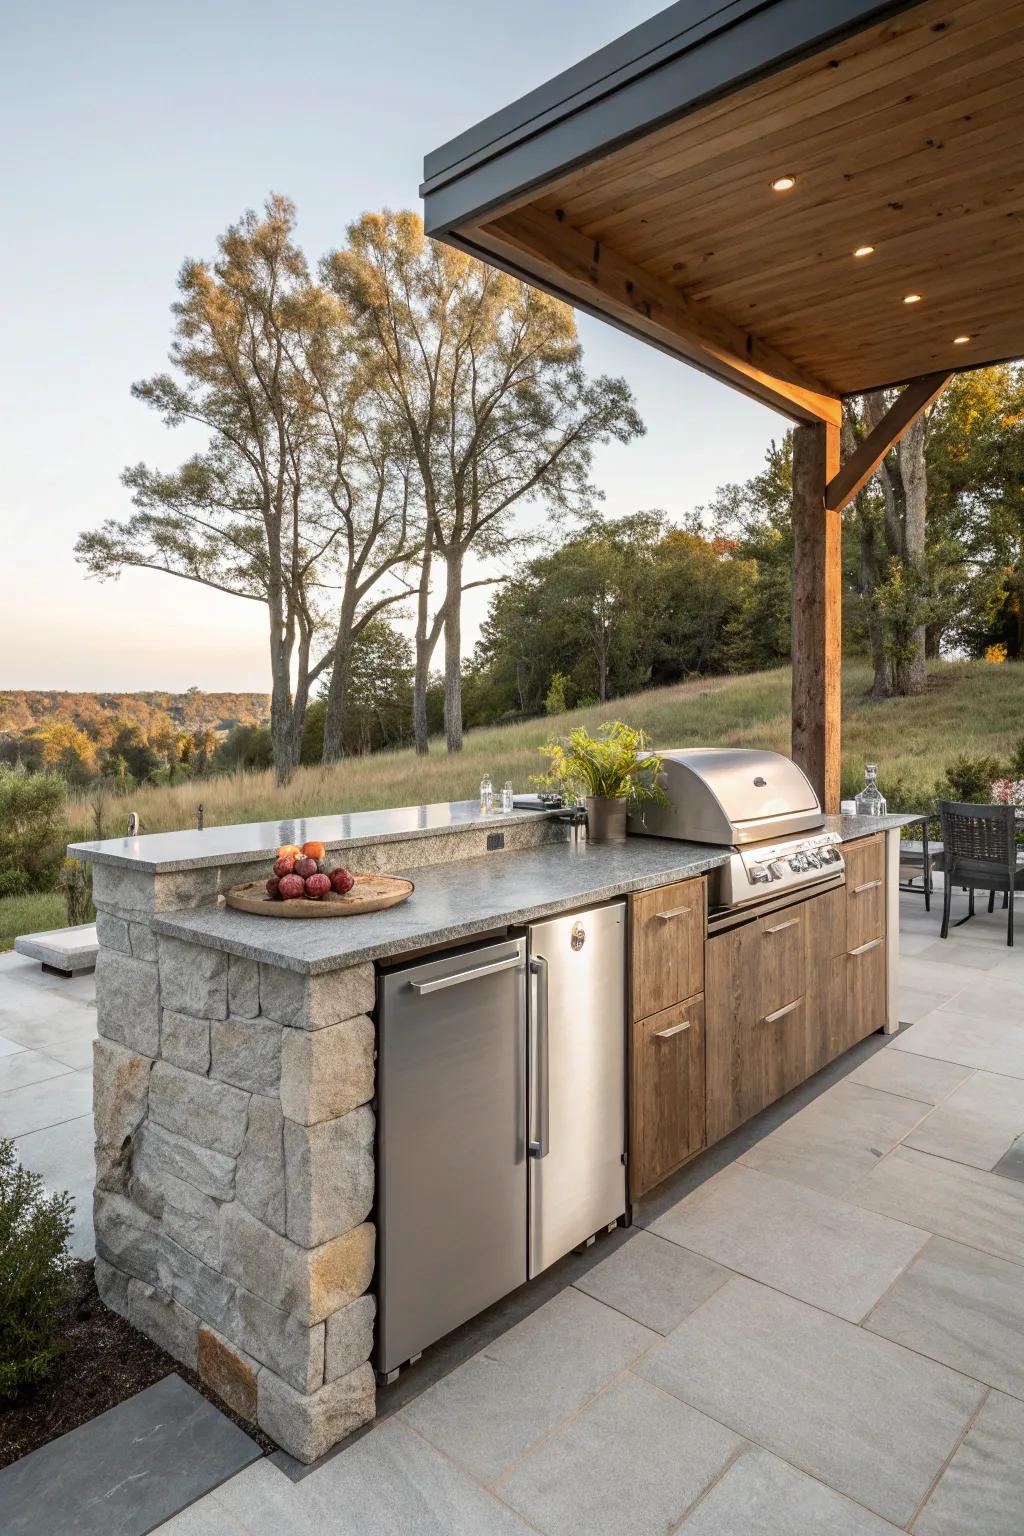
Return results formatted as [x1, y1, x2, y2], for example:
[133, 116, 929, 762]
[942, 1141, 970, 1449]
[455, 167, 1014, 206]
[15, 922, 98, 976]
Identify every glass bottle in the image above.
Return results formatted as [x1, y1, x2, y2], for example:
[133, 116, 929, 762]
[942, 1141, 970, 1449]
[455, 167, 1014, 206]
[854, 763, 887, 817]
[502, 780, 514, 813]
[480, 774, 493, 814]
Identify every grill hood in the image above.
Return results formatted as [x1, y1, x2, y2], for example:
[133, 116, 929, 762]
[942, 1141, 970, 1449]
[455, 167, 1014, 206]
[628, 747, 823, 846]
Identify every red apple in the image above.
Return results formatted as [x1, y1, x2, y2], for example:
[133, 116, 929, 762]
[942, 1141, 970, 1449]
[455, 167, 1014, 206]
[304, 873, 331, 900]
[294, 856, 317, 879]
[273, 855, 295, 878]
[278, 873, 305, 900]
[330, 867, 355, 895]
[266, 876, 280, 898]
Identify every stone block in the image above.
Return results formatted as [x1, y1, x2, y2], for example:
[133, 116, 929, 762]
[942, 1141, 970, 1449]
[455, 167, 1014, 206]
[94, 1190, 161, 1287]
[259, 963, 375, 1031]
[92, 862, 222, 917]
[160, 1009, 211, 1074]
[129, 921, 159, 962]
[228, 956, 260, 1018]
[95, 948, 160, 1057]
[156, 1235, 239, 1335]
[92, 1038, 153, 1192]
[236, 1094, 286, 1233]
[257, 1361, 375, 1464]
[324, 1295, 376, 1383]
[96, 909, 131, 954]
[91, 863, 158, 918]
[130, 1156, 223, 1268]
[93, 1255, 131, 1318]
[211, 1015, 281, 1095]
[229, 1287, 324, 1394]
[197, 1325, 259, 1422]
[279, 1015, 374, 1125]
[221, 1204, 374, 1327]
[149, 1060, 250, 1156]
[128, 1278, 199, 1370]
[159, 936, 229, 1020]
[284, 1106, 375, 1248]
[133, 1120, 235, 1201]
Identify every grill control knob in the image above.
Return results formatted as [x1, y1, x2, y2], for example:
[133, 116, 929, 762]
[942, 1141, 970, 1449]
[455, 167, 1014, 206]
[788, 857, 802, 872]
[751, 865, 771, 883]
[806, 851, 822, 868]
[769, 861, 784, 879]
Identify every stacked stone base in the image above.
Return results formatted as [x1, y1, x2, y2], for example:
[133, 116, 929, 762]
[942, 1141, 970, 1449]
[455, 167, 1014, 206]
[92, 867, 382, 1462]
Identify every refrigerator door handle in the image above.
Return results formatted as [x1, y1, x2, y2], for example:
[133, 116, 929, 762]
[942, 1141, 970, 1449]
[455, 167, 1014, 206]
[529, 954, 550, 1159]
[408, 953, 522, 994]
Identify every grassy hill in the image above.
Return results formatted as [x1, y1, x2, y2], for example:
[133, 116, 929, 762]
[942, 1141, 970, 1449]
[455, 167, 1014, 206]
[67, 658, 1024, 839]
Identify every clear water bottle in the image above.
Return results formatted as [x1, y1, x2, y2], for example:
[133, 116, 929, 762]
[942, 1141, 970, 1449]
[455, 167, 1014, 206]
[480, 774, 493, 814]
[854, 763, 887, 817]
[502, 780, 514, 813]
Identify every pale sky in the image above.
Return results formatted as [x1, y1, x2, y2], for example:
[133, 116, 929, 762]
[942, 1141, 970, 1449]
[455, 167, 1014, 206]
[2, 0, 782, 692]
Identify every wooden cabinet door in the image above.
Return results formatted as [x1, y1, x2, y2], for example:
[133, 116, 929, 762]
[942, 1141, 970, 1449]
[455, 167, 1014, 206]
[630, 878, 706, 1021]
[845, 835, 885, 951]
[845, 935, 887, 1046]
[630, 996, 705, 1198]
[756, 903, 808, 1017]
[804, 885, 847, 1074]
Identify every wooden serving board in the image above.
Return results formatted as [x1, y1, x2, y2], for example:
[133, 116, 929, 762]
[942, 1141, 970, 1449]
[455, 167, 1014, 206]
[224, 873, 414, 919]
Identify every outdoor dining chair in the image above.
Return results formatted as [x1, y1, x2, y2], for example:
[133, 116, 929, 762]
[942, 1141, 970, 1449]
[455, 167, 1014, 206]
[937, 799, 1024, 947]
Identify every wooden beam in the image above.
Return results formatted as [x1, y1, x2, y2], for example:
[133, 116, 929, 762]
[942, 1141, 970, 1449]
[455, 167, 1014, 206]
[792, 420, 842, 813]
[476, 208, 842, 427]
[825, 372, 951, 511]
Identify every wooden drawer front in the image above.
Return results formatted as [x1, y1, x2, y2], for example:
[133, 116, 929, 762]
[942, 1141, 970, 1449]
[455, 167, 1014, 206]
[630, 878, 706, 1021]
[845, 835, 885, 950]
[630, 995, 705, 1198]
[846, 935, 887, 1044]
[757, 903, 808, 1018]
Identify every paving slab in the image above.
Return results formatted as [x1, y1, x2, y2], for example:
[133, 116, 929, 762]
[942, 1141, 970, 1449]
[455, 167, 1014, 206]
[913, 939, 1007, 972]
[0, 1373, 260, 1536]
[896, 985, 957, 1025]
[150, 1501, 247, 1536]
[15, 1111, 96, 1257]
[892, 1009, 1024, 1079]
[496, 1372, 743, 1536]
[399, 1287, 657, 1483]
[15, 922, 98, 974]
[993, 1133, 1024, 1182]
[847, 1048, 972, 1106]
[914, 1390, 1024, 1536]
[650, 1162, 928, 1322]
[0, 1069, 93, 1138]
[634, 1276, 983, 1528]
[573, 1229, 730, 1335]
[846, 1145, 1024, 1265]
[0, 1034, 25, 1057]
[679, 1446, 902, 1535]
[738, 1080, 927, 1197]
[937, 974, 1024, 1022]
[904, 1070, 1024, 1171]
[864, 1236, 1024, 1400]
[0, 1048, 74, 1093]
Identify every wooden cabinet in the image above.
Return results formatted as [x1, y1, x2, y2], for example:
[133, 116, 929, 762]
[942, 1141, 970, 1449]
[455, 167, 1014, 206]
[844, 834, 885, 950]
[845, 934, 887, 1040]
[630, 878, 706, 1022]
[630, 996, 705, 1197]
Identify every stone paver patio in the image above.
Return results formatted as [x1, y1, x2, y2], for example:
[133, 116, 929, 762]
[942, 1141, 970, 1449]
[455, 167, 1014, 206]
[3, 876, 1024, 1533]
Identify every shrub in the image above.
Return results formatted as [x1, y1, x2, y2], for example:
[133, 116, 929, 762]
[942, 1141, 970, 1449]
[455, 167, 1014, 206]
[0, 765, 67, 893]
[0, 1138, 74, 1399]
[1010, 736, 1024, 779]
[935, 754, 1007, 804]
[544, 672, 570, 716]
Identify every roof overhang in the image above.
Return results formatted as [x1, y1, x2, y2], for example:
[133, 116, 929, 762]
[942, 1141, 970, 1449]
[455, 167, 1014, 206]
[423, 0, 1024, 423]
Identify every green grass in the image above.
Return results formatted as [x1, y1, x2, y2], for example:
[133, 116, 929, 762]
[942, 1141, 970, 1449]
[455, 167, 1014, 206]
[0, 891, 66, 953]
[64, 657, 1024, 840]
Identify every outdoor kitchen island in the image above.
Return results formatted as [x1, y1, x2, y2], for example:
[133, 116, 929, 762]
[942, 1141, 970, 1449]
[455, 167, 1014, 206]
[71, 798, 913, 1463]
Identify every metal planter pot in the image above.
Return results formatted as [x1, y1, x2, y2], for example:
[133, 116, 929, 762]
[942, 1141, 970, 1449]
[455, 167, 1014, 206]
[585, 796, 628, 844]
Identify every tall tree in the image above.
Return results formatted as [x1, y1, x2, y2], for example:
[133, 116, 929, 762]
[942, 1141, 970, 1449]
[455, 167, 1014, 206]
[323, 212, 644, 753]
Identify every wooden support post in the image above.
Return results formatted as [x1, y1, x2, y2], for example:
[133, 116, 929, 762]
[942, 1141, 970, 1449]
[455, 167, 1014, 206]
[791, 420, 842, 813]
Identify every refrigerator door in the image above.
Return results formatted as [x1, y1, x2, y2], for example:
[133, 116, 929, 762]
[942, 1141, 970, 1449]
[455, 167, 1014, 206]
[528, 902, 626, 1277]
[376, 938, 528, 1377]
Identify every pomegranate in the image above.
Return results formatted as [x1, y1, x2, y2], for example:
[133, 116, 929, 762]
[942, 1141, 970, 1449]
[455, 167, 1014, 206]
[278, 873, 305, 900]
[331, 867, 355, 895]
[294, 856, 317, 879]
[266, 876, 280, 898]
[304, 873, 331, 899]
[273, 855, 295, 878]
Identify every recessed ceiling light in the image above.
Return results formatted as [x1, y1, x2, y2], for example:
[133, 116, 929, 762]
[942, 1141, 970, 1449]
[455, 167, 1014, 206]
[770, 175, 797, 192]
[903, 293, 923, 304]
[953, 334, 972, 344]
[853, 245, 875, 258]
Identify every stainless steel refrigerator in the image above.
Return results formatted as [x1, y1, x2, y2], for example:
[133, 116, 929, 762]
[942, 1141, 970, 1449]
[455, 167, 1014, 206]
[375, 901, 626, 1381]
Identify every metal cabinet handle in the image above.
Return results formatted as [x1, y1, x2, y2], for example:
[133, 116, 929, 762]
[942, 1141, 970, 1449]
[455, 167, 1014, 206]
[854, 879, 882, 894]
[409, 953, 522, 994]
[529, 955, 550, 1160]
[654, 1018, 691, 1039]
[763, 918, 799, 934]
[849, 938, 882, 956]
[761, 997, 803, 1024]
[655, 905, 691, 921]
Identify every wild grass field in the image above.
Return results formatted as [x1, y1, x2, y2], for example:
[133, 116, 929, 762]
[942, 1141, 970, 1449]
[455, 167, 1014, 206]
[67, 658, 1024, 839]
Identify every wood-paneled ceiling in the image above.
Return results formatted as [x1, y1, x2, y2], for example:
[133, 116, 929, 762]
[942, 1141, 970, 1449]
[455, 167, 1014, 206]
[472, 0, 1024, 408]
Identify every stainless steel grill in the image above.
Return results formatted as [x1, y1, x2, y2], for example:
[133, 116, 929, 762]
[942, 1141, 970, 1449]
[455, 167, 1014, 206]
[628, 748, 843, 912]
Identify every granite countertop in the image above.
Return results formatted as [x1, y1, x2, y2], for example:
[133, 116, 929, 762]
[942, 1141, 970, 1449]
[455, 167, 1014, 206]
[151, 837, 732, 973]
[825, 812, 921, 838]
[68, 800, 553, 872]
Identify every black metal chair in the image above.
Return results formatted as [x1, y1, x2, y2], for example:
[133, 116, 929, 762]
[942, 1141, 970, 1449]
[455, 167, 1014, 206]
[938, 800, 1024, 947]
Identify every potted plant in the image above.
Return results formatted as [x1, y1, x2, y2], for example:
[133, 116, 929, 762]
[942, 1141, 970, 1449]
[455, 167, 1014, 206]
[533, 722, 667, 843]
